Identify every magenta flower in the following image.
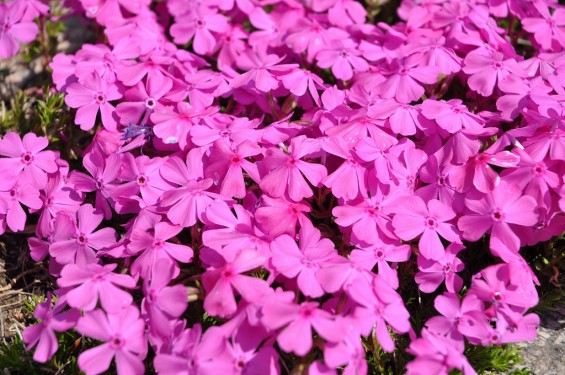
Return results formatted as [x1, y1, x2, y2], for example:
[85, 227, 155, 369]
[49, 204, 117, 266]
[65, 72, 122, 131]
[255, 195, 311, 238]
[450, 150, 520, 194]
[522, 8, 565, 51]
[0, 132, 58, 188]
[142, 259, 188, 337]
[35, 174, 82, 238]
[348, 276, 411, 352]
[333, 189, 398, 244]
[350, 240, 411, 289]
[170, 6, 229, 55]
[150, 102, 216, 148]
[458, 182, 538, 262]
[0, 183, 42, 232]
[201, 247, 268, 318]
[260, 136, 327, 201]
[415, 243, 465, 293]
[261, 300, 342, 356]
[58, 263, 136, 313]
[129, 216, 193, 279]
[23, 293, 80, 363]
[0, 2, 38, 58]
[424, 292, 483, 350]
[379, 58, 439, 103]
[230, 49, 297, 92]
[316, 39, 369, 81]
[406, 333, 476, 375]
[392, 197, 459, 260]
[462, 48, 524, 97]
[204, 140, 261, 199]
[111, 154, 170, 210]
[271, 224, 338, 298]
[80, 150, 122, 219]
[421, 99, 484, 133]
[159, 155, 219, 228]
[76, 306, 147, 375]
[321, 137, 368, 201]
[467, 263, 538, 310]
[115, 73, 173, 125]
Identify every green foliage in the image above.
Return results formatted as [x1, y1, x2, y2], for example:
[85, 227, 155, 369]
[465, 344, 526, 374]
[35, 87, 68, 135]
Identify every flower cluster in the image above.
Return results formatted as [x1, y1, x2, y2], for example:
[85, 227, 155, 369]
[1, 0, 564, 374]
[0, 0, 46, 59]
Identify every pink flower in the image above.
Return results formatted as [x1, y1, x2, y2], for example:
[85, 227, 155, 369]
[49, 204, 117, 266]
[450, 150, 520, 194]
[201, 247, 268, 318]
[462, 48, 524, 97]
[0, 2, 38, 59]
[406, 333, 476, 375]
[522, 8, 565, 51]
[392, 196, 459, 260]
[270, 224, 338, 298]
[170, 6, 229, 55]
[467, 262, 538, 310]
[415, 243, 465, 293]
[0, 183, 42, 232]
[129, 215, 193, 279]
[458, 182, 538, 261]
[111, 154, 170, 210]
[65, 72, 122, 131]
[316, 39, 369, 81]
[150, 102, 216, 148]
[230, 49, 297, 92]
[350, 240, 411, 289]
[260, 136, 327, 201]
[255, 195, 311, 238]
[333, 188, 399, 244]
[58, 263, 136, 313]
[322, 137, 368, 201]
[348, 276, 411, 352]
[261, 299, 342, 356]
[379, 58, 438, 103]
[76, 306, 147, 375]
[205, 140, 261, 199]
[23, 293, 80, 363]
[424, 292, 483, 350]
[0, 132, 58, 188]
[159, 154, 219, 228]
[142, 260, 188, 337]
[115, 73, 173, 125]
[421, 99, 484, 133]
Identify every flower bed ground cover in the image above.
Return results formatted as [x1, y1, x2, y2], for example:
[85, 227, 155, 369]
[1, 0, 565, 374]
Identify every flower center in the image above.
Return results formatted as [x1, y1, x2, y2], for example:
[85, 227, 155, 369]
[493, 291, 503, 302]
[533, 164, 544, 175]
[110, 336, 124, 349]
[137, 175, 147, 185]
[21, 152, 33, 165]
[437, 176, 445, 186]
[77, 234, 87, 245]
[145, 98, 156, 108]
[375, 249, 385, 259]
[491, 210, 504, 221]
[9, 189, 17, 198]
[426, 217, 437, 228]
[443, 264, 452, 274]
[95, 93, 105, 104]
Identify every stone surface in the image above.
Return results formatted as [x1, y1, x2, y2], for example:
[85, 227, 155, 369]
[520, 302, 565, 375]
